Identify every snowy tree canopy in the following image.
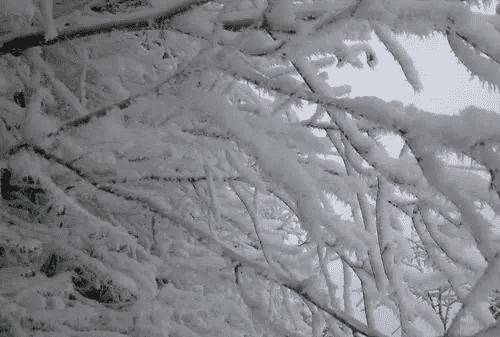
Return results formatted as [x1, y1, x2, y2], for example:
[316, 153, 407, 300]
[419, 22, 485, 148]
[1, 0, 500, 337]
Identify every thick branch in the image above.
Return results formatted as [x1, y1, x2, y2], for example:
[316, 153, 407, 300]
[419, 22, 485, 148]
[0, 0, 211, 56]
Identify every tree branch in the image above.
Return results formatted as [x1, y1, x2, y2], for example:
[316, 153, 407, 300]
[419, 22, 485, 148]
[0, 0, 211, 56]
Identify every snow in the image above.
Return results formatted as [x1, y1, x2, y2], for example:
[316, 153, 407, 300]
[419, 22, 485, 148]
[40, 0, 57, 41]
[404, 268, 451, 290]
[0, 0, 36, 34]
[3, 1, 500, 337]
[109, 270, 138, 294]
[460, 13, 500, 64]
[373, 22, 422, 92]
[413, 147, 498, 262]
[19, 86, 58, 146]
[170, 7, 217, 37]
[236, 31, 283, 55]
[192, 89, 328, 242]
[219, 8, 264, 26]
[9, 151, 42, 178]
[148, 0, 168, 8]
[447, 32, 500, 92]
[71, 332, 130, 337]
[265, 0, 296, 31]
[89, 55, 151, 84]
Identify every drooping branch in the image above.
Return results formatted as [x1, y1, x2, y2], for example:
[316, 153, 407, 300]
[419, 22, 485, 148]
[27, 138, 391, 337]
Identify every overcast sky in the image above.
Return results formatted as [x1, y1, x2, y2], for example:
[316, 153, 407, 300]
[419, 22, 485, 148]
[310, 3, 500, 336]
[324, 2, 500, 116]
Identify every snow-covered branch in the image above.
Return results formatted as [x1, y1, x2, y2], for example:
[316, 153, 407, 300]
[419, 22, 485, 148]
[3, 1, 500, 337]
[0, 0, 211, 56]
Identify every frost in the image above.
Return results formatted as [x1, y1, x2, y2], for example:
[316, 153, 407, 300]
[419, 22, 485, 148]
[40, 0, 57, 41]
[19, 86, 58, 146]
[458, 106, 500, 147]
[3, 1, 500, 337]
[266, 0, 296, 31]
[0, 0, 36, 18]
[459, 13, 500, 64]
[22, 108, 59, 145]
[0, 0, 36, 34]
[89, 55, 151, 84]
[237, 31, 283, 55]
[109, 270, 138, 293]
[448, 32, 500, 92]
[9, 151, 42, 178]
[170, 7, 217, 37]
[373, 22, 422, 92]
[98, 76, 131, 101]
